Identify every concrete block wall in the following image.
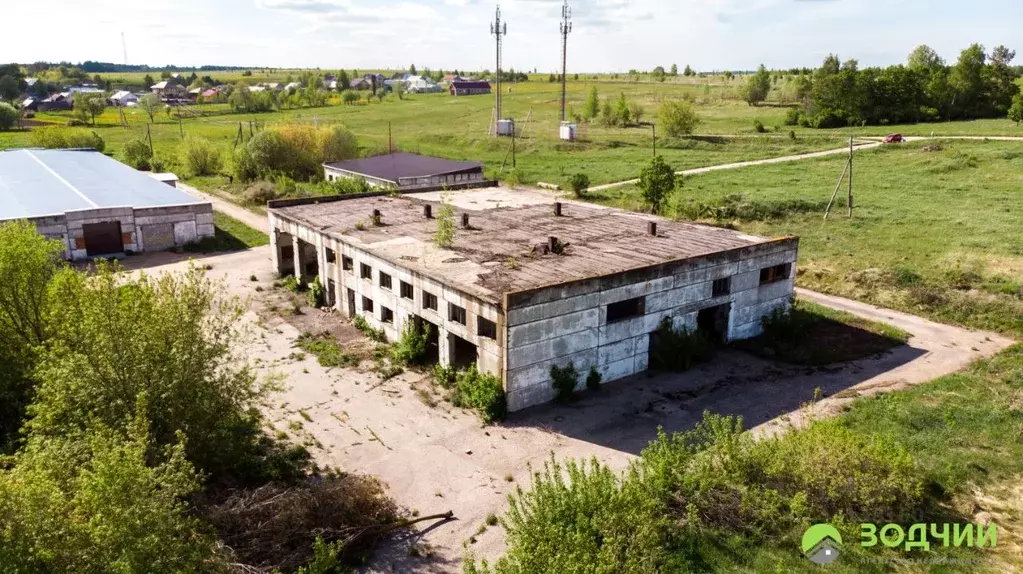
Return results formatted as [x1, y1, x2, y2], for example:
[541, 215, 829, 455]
[504, 239, 798, 411]
[135, 204, 214, 252]
[269, 213, 504, 377]
[65, 207, 137, 259]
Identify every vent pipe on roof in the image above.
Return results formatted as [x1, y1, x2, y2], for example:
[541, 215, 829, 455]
[424, 204, 433, 219]
[553, 202, 562, 216]
[461, 213, 470, 228]
[371, 208, 382, 226]
[647, 221, 657, 236]
[548, 236, 558, 252]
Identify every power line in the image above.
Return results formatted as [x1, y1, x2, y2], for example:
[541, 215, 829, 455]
[559, 0, 572, 122]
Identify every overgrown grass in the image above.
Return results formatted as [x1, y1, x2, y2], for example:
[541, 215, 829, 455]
[182, 212, 269, 253]
[734, 299, 910, 365]
[588, 140, 1023, 337]
[294, 332, 360, 368]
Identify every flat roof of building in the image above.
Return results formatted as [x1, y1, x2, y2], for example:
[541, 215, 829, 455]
[270, 188, 796, 304]
[0, 149, 205, 220]
[324, 152, 482, 183]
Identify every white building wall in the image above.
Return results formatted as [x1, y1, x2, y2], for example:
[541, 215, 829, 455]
[269, 213, 504, 377]
[503, 240, 798, 411]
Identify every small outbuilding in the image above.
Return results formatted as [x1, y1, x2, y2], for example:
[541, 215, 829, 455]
[0, 149, 214, 260]
[323, 152, 493, 191]
[449, 81, 492, 96]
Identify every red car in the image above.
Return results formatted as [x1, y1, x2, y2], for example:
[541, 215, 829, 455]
[883, 133, 904, 143]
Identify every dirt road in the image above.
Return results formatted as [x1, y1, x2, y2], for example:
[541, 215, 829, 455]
[125, 247, 1014, 573]
[177, 182, 268, 232]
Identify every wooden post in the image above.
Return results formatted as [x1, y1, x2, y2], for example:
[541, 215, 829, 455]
[847, 136, 854, 217]
[146, 124, 154, 157]
[652, 125, 656, 157]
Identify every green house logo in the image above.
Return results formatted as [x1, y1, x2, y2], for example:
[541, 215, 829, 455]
[803, 523, 842, 565]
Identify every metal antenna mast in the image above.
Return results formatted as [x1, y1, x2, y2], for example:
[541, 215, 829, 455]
[490, 5, 507, 123]
[121, 32, 128, 65]
[559, 0, 572, 122]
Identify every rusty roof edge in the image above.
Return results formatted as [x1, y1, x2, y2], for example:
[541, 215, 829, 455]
[502, 235, 800, 305]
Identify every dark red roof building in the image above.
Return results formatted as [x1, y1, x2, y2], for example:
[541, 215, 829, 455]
[449, 81, 492, 96]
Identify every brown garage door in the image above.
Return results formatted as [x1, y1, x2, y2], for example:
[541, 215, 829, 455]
[83, 221, 123, 256]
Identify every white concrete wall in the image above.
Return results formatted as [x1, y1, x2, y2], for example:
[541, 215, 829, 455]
[269, 213, 504, 377]
[503, 240, 798, 411]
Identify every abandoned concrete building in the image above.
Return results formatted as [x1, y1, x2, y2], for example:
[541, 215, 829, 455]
[0, 149, 213, 260]
[323, 152, 493, 191]
[268, 189, 799, 412]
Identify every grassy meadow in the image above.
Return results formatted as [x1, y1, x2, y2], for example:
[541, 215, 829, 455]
[589, 139, 1023, 336]
[3, 75, 1019, 193]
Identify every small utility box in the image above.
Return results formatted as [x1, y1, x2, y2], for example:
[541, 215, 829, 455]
[496, 118, 515, 137]
[559, 122, 577, 141]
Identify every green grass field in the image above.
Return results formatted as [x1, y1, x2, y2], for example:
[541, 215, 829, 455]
[4, 77, 1018, 194]
[588, 139, 1023, 336]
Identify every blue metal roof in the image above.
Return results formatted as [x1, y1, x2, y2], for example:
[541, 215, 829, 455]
[0, 149, 205, 220]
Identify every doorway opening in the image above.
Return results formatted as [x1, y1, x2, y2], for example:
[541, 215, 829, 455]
[413, 316, 441, 364]
[696, 303, 730, 343]
[448, 333, 477, 369]
[82, 221, 123, 257]
[346, 288, 356, 317]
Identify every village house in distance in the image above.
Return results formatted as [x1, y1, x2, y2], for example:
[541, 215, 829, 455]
[267, 187, 799, 412]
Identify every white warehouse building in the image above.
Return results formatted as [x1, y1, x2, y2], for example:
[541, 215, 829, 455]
[267, 188, 799, 412]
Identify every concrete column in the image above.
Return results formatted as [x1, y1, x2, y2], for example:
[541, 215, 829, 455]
[269, 228, 281, 275]
[292, 235, 304, 281]
[333, 263, 343, 312]
[439, 331, 452, 368]
[315, 234, 327, 289]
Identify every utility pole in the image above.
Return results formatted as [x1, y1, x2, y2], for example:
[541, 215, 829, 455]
[490, 5, 507, 126]
[559, 0, 572, 122]
[847, 135, 853, 217]
[512, 123, 516, 167]
[388, 121, 393, 153]
[652, 125, 656, 157]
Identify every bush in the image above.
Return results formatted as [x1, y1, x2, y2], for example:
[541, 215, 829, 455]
[326, 176, 371, 195]
[811, 109, 847, 129]
[433, 364, 458, 389]
[586, 366, 602, 391]
[550, 362, 579, 403]
[391, 320, 432, 366]
[353, 314, 386, 343]
[568, 173, 590, 198]
[759, 300, 808, 342]
[456, 364, 506, 423]
[180, 136, 222, 176]
[241, 181, 278, 205]
[233, 146, 260, 182]
[648, 317, 713, 371]
[752, 119, 767, 133]
[244, 124, 358, 182]
[342, 91, 360, 105]
[29, 127, 105, 151]
[658, 99, 701, 138]
[307, 276, 325, 308]
[65, 118, 87, 127]
[0, 102, 17, 130]
[122, 138, 153, 170]
[783, 108, 802, 126]
[295, 332, 359, 368]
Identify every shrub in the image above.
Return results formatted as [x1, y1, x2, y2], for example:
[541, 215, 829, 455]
[29, 127, 105, 151]
[244, 124, 358, 182]
[639, 155, 680, 214]
[180, 136, 221, 176]
[353, 315, 386, 343]
[342, 91, 360, 105]
[759, 300, 809, 342]
[648, 317, 713, 371]
[752, 119, 767, 133]
[65, 118, 87, 127]
[307, 276, 325, 308]
[0, 102, 18, 130]
[568, 173, 590, 198]
[456, 364, 506, 423]
[241, 181, 278, 205]
[326, 176, 371, 195]
[550, 362, 579, 403]
[783, 108, 802, 126]
[391, 320, 432, 366]
[122, 138, 153, 170]
[586, 366, 602, 391]
[433, 364, 458, 389]
[320, 125, 358, 164]
[434, 201, 455, 248]
[658, 99, 700, 138]
[233, 146, 260, 182]
[295, 332, 359, 368]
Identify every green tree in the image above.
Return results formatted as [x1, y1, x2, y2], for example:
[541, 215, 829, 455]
[669, 64, 678, 76]
[73, 92, 106, 125]
[180, 136, 222, 176]
[652, 65, 665, 78]
[1009, 89, 1023, 124]
[410, 63, 417, 75]
[143, 74, 155, 88]
[907, 44, 944, 70]
[321, 125, 359, 163]
[137, 93, 160, 124]
[0, 75, 19, 101]
[599, 97, 616, 126]
[658, 99, 700, 137]
[0, 405, 224, 573]
[122, 137, 153, 170]
[629, 101, 645, 125]
[742, 64, 772, 106]
[951, 43, 987, 117]
[615, 92, 630, 125]
[583, 85, 599, 120]
[0, 101, 18, 130]
[27, 264, 277, 480]
[987, 45, 1018, 114]
[684, 64, 695, 77]
[228, 82, 254, 112]
[0, 221, 65, 449]
[639, 155, 678, 214]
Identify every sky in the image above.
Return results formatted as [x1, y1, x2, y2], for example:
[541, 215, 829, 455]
[2, 0, 1021, 73]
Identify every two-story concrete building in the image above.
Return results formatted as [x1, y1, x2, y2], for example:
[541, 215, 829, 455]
[267, 188, 799, 412]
